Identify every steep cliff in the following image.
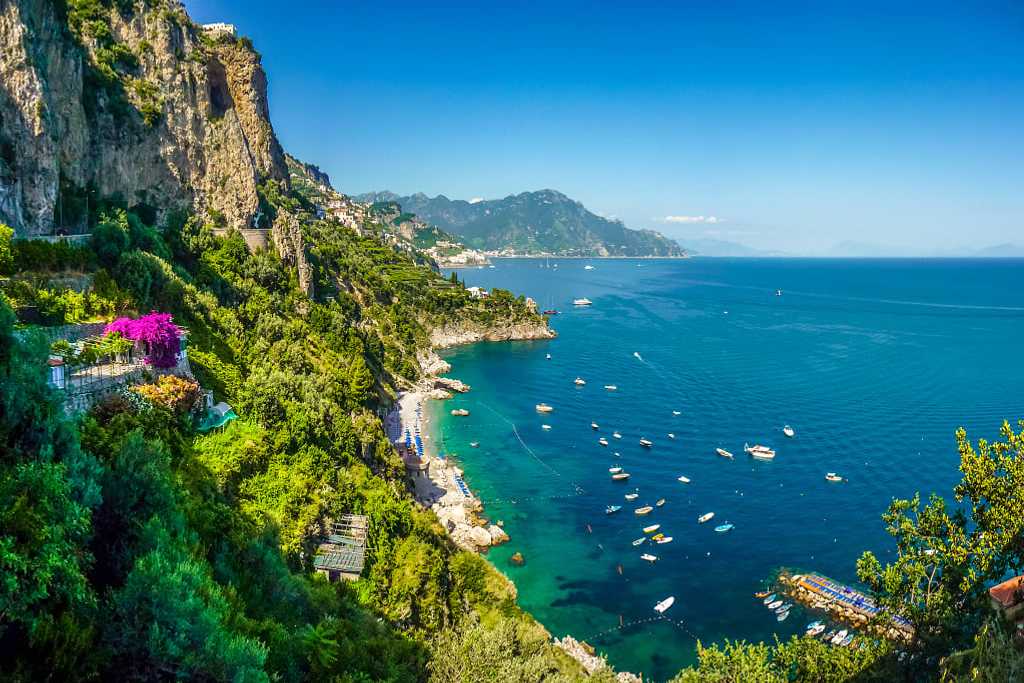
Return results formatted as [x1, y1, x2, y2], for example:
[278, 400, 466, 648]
[0, 0, 286, 236]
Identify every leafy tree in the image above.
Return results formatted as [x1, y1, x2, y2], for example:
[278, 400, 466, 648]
[0, 299, 101, 669]
[91, 210, 131, 268]
[856, 420, 1024, 661]
[106, 538, 269, 681]
[0, 222, 12, 275]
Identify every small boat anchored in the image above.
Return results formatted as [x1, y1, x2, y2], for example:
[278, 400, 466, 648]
[677, 475, 691, 483]
[639, 438, 653, 448]
[591, 422, 599, 430]
[574, 377, 586, 386]
[762, 593, 777, 605]
[606, 505, 621, 515]
[825, 472, 843, 482]
[608, 466, 623, 474]
[573, 298, 593, 306]
[643, 524, 661, 534]
[612, 472, 631, 481]
[535, 403, 554, 413]
[744, 443, 776, 460]
[632, 537, 646, 546]
[654, 596, 675, 614]
[641, 553, 658, 563]
[654, 536, 673, 544]
[604, 385, 617, 391]
[783, 425, 795, 438]
[714, 523, 735, 533]
[655, 498, 666, 507]
[451, 408, 470, 416]
[599, 437, 609, 446]
[667, 433, 675, 439]
[634, 506, 654, 515]
[716, 448, 734, 459]
[698, 512, 715, 524]
[470, 442, 479, 448]
[672, 410, 681, 416]
[613, 431, 622, 439]
[541, 424, 552, 430]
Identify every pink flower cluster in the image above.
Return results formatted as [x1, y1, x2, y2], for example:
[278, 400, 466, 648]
[105, 312, 182, 368]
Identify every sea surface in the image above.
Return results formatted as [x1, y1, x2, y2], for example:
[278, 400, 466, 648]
[431, 258, 1024, 680]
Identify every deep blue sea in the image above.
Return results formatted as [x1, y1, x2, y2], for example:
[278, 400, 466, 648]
[433, 258, 1024, 680]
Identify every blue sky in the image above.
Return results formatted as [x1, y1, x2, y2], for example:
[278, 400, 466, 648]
[185, 1, 1023, 253]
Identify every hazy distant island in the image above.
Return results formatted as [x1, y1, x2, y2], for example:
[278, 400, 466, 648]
[677, 237, 1024, 258]
[356, 190, 686, 258]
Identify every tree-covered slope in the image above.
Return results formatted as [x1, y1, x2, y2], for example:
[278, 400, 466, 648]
[356, 190, 685, 257]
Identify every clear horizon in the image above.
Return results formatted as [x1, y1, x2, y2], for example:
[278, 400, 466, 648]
[186, 0, 1023, 255]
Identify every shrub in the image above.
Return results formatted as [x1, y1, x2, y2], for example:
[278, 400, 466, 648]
[131, 375, 201, 414]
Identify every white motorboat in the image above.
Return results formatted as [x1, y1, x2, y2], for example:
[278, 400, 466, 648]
[667, 433, 675, 439]
[574, 377, 586, 386]
[698, 512, 715, 524]
[573, 298, 593, 306]
[584, 265, 595, 270]
[642, 524, 660, 533]
[677, 475, 691, 483]
[641, 553, 658, 563]
[825, 472, 843, 482]
[634, 506, 654, 515]
[654, 536, 673, 544]
[672, 410, 681, 415]
[613, 431, 622, 439]
[831, 629, 849, 645]
[536, 403, 554, 413]
[599, 437, 609, 446]
[604, 385, 617, 391]
[745, 443, 776, 460]
[655, 498, 666, 507]
[639, 438, 653, 447]
[783, 425, 795, 438]
[716, 448, 734, 459]
[654, 596, 675, 613]
[541, 424, 552, 430]
[612, 472, 631, 481]
[609, 466, 623, 474]
[632, 537, 646, 546]
[591, 422, 599, 430]
[624, 492, 639, 501]
[450, 409, 469, 416]
[546, 353, 551, 359]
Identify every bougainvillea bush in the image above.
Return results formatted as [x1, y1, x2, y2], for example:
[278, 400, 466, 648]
[105, 312, 181, 368]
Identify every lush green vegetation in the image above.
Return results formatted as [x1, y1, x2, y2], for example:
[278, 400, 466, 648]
[0, 177, 580, 681]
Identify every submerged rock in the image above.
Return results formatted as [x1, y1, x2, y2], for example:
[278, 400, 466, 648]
[510, 551, 525, 566]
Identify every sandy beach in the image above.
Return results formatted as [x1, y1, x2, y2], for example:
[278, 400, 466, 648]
[388, 379, 509, 553]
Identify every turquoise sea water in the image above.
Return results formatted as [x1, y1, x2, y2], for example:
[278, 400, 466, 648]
[432, 258, 1024, 680]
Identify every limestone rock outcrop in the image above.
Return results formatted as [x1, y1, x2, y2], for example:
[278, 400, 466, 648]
[0, 0, 287, 236]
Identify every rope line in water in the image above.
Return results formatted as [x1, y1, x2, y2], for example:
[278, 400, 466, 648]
[583, 615, 699, 643]
[477, 400, 563, 477]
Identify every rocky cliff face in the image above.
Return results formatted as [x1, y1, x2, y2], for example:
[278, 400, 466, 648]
[0, 0, 287, 236]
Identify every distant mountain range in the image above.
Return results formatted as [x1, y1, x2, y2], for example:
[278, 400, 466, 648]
[674, 238, 786, 257]
[354, 190, 685, 257]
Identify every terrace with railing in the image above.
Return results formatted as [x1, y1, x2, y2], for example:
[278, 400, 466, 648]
[41, 313, 192, 413]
